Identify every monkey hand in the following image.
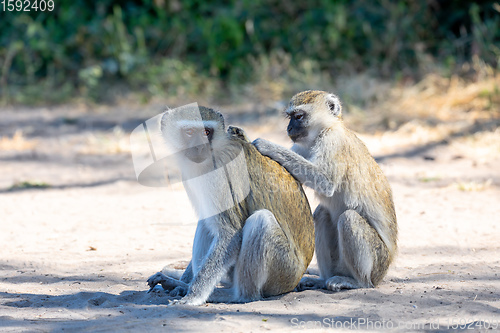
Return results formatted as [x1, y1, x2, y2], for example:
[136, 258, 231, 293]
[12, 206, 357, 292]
[252, 138, 280, 159]
[228, 126, 250, 142]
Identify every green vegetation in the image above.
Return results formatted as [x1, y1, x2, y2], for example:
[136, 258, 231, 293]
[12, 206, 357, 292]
[8, 180, 51, 191]
[419, 176, 441, 183]
[0, 0, 499, 104]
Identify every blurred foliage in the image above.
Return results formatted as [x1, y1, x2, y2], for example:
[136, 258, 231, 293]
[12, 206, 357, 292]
[8, 180, 51, 191]
[0, 0, 499, 104]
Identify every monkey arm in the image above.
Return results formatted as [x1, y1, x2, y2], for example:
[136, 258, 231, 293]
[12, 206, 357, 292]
[180, 230, 242, 305]
[253, 138, 335, 197]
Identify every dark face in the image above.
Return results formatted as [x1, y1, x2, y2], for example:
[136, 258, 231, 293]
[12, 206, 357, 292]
[287, 111, 308, 142]
[182, 126, 214, 163]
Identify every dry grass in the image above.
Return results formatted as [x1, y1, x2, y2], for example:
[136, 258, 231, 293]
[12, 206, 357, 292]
[451, 128, 500, 159]
[382, 72, 500, 122]
[342, 71, 499, 132]
[344, 70, 500, 157]
[451, 179, 493, 192]
[77, 126, 131, 155]
[0, 130, 37, 150]
[394, 75, 500, 121]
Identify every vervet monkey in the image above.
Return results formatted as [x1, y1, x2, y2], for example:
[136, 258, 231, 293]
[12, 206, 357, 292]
[147, 105, 314, 305]
[253, 90, 397, 291]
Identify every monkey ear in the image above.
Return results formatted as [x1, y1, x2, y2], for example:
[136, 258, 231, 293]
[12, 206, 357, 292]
[326, 94, 342, 117]
[160, 108, 172, 129]
[215, 110, 225, 129]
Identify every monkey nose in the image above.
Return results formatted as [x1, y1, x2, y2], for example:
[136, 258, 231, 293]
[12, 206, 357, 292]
[196, 144, 206, 153]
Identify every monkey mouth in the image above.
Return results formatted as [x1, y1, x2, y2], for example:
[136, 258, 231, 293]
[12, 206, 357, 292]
[186, 155, 209, 163]
[289, 134, 304, 142]
[184, 144, 212, 163]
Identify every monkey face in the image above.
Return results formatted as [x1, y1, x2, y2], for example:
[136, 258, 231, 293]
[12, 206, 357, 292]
[181, 126, 214, 164]
[286, 111, 309, 143]
[285, 91, 343, 145]
[285, 99, 316, 143]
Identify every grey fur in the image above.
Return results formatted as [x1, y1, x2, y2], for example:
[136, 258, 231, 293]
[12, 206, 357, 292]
[147, 107, 314, 305]
[253, 90, 397, 291]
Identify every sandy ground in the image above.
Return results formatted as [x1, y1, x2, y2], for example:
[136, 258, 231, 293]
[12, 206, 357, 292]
[0, 105, 499, 332]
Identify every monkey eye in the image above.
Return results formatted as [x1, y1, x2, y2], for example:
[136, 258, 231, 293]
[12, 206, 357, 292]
[295, 114, 304, 120]
[204, 128, 212, 137]
[184, 128, 195, 137]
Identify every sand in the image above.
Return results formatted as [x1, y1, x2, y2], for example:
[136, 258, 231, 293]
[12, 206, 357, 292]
[0, 105, 499, 332]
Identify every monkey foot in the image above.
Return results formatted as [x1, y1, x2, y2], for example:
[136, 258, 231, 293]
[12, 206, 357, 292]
[296, 276, 325, 291]
[169, 286, 187, 297]
[325, 276, 359, 292]
[170, 295, 205, 306]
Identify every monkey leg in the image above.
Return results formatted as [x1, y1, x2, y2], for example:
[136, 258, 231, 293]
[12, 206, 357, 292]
[171, 219, 216, 297]
[148, 220, 213, 297]
[159, 261, 192, 283]
[233, 209, 304, 302]
[297, 205, 341, 291]
[191, 220, 215, 276]
[168, 262, 233, 299]
[325, 209, 390, 291]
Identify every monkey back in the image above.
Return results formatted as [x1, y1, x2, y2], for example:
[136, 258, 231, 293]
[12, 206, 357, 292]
[228, 127, 315, 268]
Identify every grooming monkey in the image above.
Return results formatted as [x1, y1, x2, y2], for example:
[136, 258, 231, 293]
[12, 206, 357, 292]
[253, 90, 397, 291]
[147, 105, 314, 305]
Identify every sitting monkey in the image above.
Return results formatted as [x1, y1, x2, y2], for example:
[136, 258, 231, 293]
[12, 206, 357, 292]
[254, 91, 398, 291]
[147, 105, 315, 305]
